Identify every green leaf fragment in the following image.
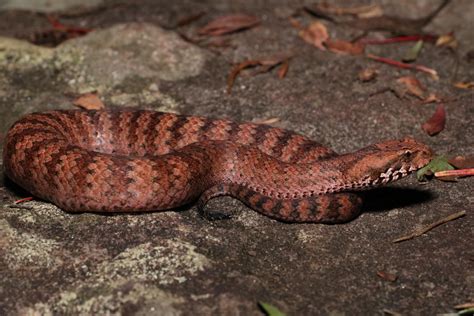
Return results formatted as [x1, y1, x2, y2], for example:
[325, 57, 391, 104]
[417, 156, 455, 181]
[259, 302, 287, 316]
[403, 40, 424, 63]
[458, 307, 474, 315]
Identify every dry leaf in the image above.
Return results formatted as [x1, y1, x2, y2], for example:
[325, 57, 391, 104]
[453, 81, 474, 90]
[356, 5, 384, 19]
[73, 93, 105, 110]
[299, 21, 328, 51]
[278, 60, 289, 79]
[227, 52, 292, 93]
[306, 3, 383, 17]
[422, 104, 446, 136]
[436, 33, 458, 49]
[176, 11, 205, 27]
[198, 14, 260, 36]
[448, 155, 474, 169]
[358, 67, 378, 82]
[396, 76, 426, 99]
[326, 39, 365, 55]
[421, 93, 442, 104]
[376, 271, 398, 282]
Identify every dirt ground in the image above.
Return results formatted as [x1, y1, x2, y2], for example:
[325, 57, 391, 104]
[0, 0, 472, 315]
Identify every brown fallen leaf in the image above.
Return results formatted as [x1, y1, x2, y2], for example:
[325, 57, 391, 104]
[73, 93, 105, 110]
[176, 11, 206, 27]
[205, 36, 233, 48]
[422, 104, 446, 136]
[356, 5, 384, 19]
[453, 81, 474, 90]
[227, 52, 292, 93]
[436, 32, 458, 49]
[326, 39, 365, 55]
[278, 59, 289, 79]
[396, 76, 426, 99]
[420, 93, 442, 104]
[306, 0, 449, 36]
[376, 271, 398, 282]
[358, 67, 378, 82]
[448, 155, 474, 169]
[299, 21, 328, 51]
[197, 14, 260, 36]
[306, 2, 381, 16]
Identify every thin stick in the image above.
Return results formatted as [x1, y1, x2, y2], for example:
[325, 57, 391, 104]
[14, 197, 33, 204]
[360, 35, 436, 45]
[435, 168, 474, 178]
[393, 211, 466, 243]
[367, 54, 438, 79]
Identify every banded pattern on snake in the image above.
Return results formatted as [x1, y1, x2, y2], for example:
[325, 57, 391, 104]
[3, 110, 432, 223]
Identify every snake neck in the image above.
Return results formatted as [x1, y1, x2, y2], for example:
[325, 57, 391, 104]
[227, 138, 432, 198]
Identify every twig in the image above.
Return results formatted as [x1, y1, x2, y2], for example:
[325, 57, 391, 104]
[435, 169, 474, 178]
[8, 204, 34, 210]
[367, 54, 438, 79]
[359, 35, 436, 45]
[393, 211, 466, 243]
[14, 197, 34, 204]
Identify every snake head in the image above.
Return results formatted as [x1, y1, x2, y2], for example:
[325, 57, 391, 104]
[345, 137, 433, 189]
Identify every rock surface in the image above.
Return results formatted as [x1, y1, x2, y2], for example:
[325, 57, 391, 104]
[0, 0, 472, 315]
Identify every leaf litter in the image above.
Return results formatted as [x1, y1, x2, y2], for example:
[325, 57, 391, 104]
[197, 14, 260, 36]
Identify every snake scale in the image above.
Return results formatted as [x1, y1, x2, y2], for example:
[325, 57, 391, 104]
[3, 110, 432, 223]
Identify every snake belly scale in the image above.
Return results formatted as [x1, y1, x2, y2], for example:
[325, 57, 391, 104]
[3, 110, 432, 223]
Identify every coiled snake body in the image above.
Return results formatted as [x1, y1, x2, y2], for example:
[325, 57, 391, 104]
[3, 110, 432, 223]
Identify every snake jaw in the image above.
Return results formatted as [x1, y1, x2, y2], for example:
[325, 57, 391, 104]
[342, 137, 433, 190]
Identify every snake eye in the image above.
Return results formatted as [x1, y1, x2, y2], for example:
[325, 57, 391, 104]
[404, 150, 412, 158]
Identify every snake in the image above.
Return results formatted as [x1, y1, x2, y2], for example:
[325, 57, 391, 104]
[2, 110, 432, 223]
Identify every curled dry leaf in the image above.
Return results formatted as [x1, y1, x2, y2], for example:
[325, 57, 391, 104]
[453, 81, 474, 90]
[356, 5, 384, 19]
[358, 67, 378, 82]
[278, 59, 289, 79]
[376, 271, 398, 282]
[436, 32, 458, 49]
[421, 93, 442, 104]
[305, 3, 383, 18]
[448, 155, 474, 170]
[326, 39, 365, 55]
[73, 93, 105, 110]
[299, 21, 328, 51]
[176, 11, 206, 27]
[422, 104, 446, 136]
[197, 14, 260, 36]
[227, 52, 292, 94]
[396, 76, 426, 99]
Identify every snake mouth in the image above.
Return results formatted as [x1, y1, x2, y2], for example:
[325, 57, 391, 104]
[372, 165, 419, 185]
